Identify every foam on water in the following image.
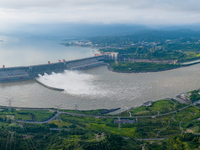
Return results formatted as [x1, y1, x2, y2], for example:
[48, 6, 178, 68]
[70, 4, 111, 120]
[37, 70, 110, 97]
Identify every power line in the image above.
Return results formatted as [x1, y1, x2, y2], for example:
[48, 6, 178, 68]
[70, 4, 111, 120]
[75, 104, 78, 112]
[22, 123, 38, 150]
[118, 117, 121, 130]
[6, 98, 13, 111]
[20, 124, 32, 150]
[55, 104, 62, 122]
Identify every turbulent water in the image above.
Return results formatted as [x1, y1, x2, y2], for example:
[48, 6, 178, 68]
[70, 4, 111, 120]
[1, 64, 200, 110]
[1, 36, 200, 110]
[34, 64, 200, 110]
[37, 71, 110, 96]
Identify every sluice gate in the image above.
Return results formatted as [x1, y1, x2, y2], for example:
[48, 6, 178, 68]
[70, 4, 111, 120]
[0, 56, 105, 82]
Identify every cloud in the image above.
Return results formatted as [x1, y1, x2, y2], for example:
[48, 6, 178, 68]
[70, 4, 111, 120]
[0, 0, 200, 26]
[0, 0, 199, 11]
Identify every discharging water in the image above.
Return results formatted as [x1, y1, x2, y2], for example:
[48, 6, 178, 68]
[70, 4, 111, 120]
[0, 64, 200, 110]
[0, 36, 200, 110]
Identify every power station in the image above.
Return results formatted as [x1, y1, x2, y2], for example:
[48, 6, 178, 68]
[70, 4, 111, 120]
[0, 55, 105, 82]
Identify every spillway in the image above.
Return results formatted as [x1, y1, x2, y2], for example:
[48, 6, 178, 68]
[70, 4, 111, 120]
[0, 56, 105, 82]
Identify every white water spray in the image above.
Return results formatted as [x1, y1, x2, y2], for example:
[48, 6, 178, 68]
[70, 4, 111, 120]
[37, 70, 110, 97]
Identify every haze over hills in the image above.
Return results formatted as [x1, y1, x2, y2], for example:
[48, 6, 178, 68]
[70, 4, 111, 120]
[0, 23, 148, 39]
[1, 23, 200, 40]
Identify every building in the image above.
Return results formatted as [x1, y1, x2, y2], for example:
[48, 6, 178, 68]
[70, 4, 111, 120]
[104, 52, 119, 60]
[142, 101, 153, 106]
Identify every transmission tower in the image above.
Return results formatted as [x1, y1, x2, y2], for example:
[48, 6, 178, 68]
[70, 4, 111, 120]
[75, 104, 78, 112]
[55, 104, 62, 122]
[118, 117, 121, 130]
[11, 133, 14, 142]
[6, 98, 13, 111]
[141, 143, 146, 150]
[129, 112, 132, 117]
[55, 104, 62, 112]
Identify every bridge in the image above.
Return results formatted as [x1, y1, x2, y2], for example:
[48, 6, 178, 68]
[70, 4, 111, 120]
[0, 55, 105, 82]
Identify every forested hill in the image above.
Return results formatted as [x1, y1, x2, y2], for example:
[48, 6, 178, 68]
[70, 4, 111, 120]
[88, 29, 200, 46]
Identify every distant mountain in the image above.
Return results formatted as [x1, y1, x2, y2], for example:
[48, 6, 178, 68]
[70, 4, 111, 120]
[131, 29, 200, 41]
[160, 23, 200, 31]
[2, 23, 200, 40]
[88, 29, 200, 46]
[0, 23, 149, 39]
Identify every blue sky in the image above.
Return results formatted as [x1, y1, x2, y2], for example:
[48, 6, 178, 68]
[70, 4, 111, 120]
[0, 0, 200, 30]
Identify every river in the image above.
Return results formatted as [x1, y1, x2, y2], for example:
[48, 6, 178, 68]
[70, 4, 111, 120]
[0, 36, 200, 110]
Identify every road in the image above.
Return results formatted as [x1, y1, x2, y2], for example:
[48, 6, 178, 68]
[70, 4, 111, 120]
[157, 113, 177, 136]
[135, 138, 169, 141]
[16, 111, 61, 124]
[185, 118, 200, 125]
[15, 104, 194, 125]
[14, 103, 200, 141]
[14, 110, 179, 124]
[179, 114, 194, 134]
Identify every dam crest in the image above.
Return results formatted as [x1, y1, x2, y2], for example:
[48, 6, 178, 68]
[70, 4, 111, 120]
[0, 55, 105, 82]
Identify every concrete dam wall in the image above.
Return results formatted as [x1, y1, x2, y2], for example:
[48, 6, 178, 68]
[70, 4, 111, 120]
[0, 56, 105, 82]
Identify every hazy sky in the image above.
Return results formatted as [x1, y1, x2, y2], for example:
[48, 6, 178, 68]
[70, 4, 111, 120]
[0, 0, 200, 27]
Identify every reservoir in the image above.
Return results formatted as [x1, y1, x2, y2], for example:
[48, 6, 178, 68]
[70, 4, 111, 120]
[0, 36, 200, 110]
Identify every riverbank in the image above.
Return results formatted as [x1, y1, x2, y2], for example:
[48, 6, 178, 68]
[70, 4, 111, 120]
[104, 62, 181, 73]
[104, 59, 200, 73]
[0, 97, 199, 149]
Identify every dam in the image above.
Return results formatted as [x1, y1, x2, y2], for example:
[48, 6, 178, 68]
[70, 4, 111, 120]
[0, 55, 105, 82]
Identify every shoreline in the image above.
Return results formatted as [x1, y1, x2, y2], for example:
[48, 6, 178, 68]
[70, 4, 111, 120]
[104, 63, 181, 74]
[0, 96, 186, 115]
[104, 60, 200, 74]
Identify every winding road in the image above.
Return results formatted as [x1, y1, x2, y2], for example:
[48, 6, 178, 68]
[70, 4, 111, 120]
[16, 105, 192, 124]
[179, 114, 196, 134]
[156, 113, 177, 136]
[17, 111, 61, 124]
[14, 103, 200, 141]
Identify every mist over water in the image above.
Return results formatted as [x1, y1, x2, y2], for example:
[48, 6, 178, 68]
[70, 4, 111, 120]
[37, 70, 111, 97]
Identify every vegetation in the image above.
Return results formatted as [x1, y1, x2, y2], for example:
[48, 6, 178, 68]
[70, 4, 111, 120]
[97, 36, 200, 72]
[0, 109, 55, 121]
[120, 99, 186, 116]
[109, 61, 180, 72]
[190, 90, 200, 103]
[148, 134, 200, 149]
[89, 30, 200, 46]
[100, 47, 186, 60]
[0, 95, 199, 149]
[60, 109, 108, 116]
[61, 30, 200, 72]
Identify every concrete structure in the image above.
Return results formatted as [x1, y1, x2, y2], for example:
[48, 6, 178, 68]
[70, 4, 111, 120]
[123, 58, 177, 64]
[142, 101, 153, 106]
[104, 52, 119, 60]
[98, 107, 120, 114]
[0, 55, 105, 82]
[177, 93, 191, 104]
